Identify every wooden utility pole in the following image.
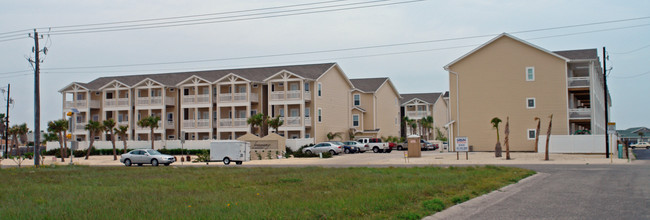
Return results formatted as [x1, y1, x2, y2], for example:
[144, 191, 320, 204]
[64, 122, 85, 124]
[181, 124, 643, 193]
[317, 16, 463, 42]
[3, 84, 9, 159]
[31, 29, 42, 166]
[603, 47, 610, 158]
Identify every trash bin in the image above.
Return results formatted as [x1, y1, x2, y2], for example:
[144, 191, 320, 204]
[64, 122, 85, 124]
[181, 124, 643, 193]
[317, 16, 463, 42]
[618, 144, 623, 159]
[407, 135, 421, 158]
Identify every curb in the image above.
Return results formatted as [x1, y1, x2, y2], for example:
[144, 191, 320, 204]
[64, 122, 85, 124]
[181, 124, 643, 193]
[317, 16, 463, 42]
[423, 172, 549, 220]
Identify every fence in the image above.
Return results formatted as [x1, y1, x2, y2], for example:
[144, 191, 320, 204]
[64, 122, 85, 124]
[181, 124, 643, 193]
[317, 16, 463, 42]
[46, 139, 212, 151]
[536, 134, 618, 154]
[285, 138, 314, 151]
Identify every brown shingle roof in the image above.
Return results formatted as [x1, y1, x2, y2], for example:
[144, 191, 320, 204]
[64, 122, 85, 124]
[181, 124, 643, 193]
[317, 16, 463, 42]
[400, 93, 442, 105]
[349, 77, 388, 93]
[80, 63, 336, 90]
[553, 49, 599, 60]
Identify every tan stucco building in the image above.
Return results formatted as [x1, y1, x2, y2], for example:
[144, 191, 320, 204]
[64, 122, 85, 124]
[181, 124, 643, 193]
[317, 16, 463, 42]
[444, 33, 610, 152]
[349, 78, 402, 139]
[400, 92, 450, 140]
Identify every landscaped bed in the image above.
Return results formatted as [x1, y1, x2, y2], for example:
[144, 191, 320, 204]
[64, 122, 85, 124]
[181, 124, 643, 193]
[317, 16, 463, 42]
[0, 166, 534, 219]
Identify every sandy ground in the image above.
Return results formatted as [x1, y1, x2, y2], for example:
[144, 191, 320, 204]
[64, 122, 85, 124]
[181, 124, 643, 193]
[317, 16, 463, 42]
[1, 150, 635, 167]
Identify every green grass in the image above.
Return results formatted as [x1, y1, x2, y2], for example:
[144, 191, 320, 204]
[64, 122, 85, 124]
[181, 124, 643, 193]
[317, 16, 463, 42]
[0, 165, 534, 219]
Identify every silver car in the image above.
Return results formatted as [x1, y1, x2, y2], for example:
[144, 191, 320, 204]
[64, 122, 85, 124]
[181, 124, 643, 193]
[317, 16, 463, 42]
[344, 141, 368, 152]
[302, 142, 343, 155]
[120, 149, 175, 166]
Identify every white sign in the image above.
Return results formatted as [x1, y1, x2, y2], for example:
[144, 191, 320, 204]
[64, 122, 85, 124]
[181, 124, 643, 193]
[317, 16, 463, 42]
[607, 122, 616, 135]
[455, 136, 469, 152]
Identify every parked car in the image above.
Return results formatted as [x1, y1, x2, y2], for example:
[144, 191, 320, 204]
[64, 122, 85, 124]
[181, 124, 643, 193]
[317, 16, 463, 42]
[120, 149, 175, 166]
[357, 138, 392, 153]
[630, 142, 650, 149]
[344, 141, 369, 152]
[302, 142, 343, 155]
[396, 139, 438, 151]
[329, 141, 359, 154]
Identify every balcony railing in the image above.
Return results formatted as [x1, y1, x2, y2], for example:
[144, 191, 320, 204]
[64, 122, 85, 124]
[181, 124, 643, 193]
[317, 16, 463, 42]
[219, 118, 247, 127]
[406, 111, 428, 118]
[75, 122, 87, 131]
[568, 77, 590, 88]
[136, 96, 173, 106]
[569, 108, 591, 119]
[182, 120, 195, 128]
[219, 119, 232, 127]
[182, 119, 210, 129]
[304, 91, 311, 100]
[250, 93, 259, 102]
[271, 91, 311, 101]
[64, 100, 100, 109]
[283, 117, 301, 126]
[117, 121, 129, 127]
[304, 117, 311, 126]
[182, 94, 211, 105]
[165, 121, 174, 129]
[233, 118, 246, 127]
[105, 98, 129, 108]
[287, 90, 301, 100]
[271, 91, 285, 101]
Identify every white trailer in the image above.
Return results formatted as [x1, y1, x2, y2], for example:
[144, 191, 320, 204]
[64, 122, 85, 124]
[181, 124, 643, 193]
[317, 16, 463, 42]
[210, 140, 250, 165]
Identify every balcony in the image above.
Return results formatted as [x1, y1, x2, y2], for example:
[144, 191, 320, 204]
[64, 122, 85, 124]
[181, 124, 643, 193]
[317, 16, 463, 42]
[406, 111, 428, 119]
[304, 117, 312, 126]
[568, 77, 590, 89]
[164, 121, 174, 129]
[136, 96, 174, 106]
[75, 122, 87, 131]
[64, 100, 100, 109]
[136, 121, 163, 131]
[182, 94, 211, 105]
[287, 90, 301, 100]
[117, 121, 129, 127]
[219, 118, 247, 128]
[104, 98, 129, 108]
[182, 119, 210, 129]
[270, 91, 310, 101]
[283, 117, 301, 126]
[271, 91, 285, 101]
[569, 108, 591, 120]
[304, 91, 311, 101]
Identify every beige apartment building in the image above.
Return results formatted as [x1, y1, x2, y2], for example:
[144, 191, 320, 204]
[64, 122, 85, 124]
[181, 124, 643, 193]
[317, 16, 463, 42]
[444, 33, 610, 152]
[400, 92, 450, 140]
[60, 63, 401, 143]
[349, 78, 402, 139]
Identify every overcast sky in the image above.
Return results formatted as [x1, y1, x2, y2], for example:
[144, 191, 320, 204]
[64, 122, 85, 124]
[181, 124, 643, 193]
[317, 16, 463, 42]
[1, 0, 649, 132]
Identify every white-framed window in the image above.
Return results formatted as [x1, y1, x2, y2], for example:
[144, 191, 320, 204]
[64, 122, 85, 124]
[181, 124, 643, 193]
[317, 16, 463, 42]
[353, 114, 359, 127]
[167, 113, 173, 122]
[304, 83, 310, 91]
[353, 94, 360, 106]
[527, 129, 536, 140]
[279, 82, 284, 87]
[317, 83, 322, 97]
[251, 110, 257, 116]
[318, 108, 322, 122]
[526, 67, 535, 81]
[279, 108, 284, 117]
[526, 98, 536, 109]
[305, 134, 310, 138]
[305, 107, 310, 117]
[168, 135, 175, 140]
[252, 83, 258, 88]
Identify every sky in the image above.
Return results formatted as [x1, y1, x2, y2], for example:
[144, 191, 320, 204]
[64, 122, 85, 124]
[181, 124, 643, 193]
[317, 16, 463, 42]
[1, 0, 649, 132]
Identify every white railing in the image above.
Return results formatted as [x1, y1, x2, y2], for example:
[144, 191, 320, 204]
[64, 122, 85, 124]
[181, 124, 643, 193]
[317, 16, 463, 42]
[233, 93, 247, 101]
[150, 97, 162, 105]
[284, 117, 301, 126]
[219, 94, 232, 102]
[197, 119, 210, 128]
[305, 117, 311, 126]
[137, 97, 150, 105]
[117, 98, 129, 106]
[568, 77, 590, 88]
[117, 121, 129, 127]
[219, 119, 232, 127]
[75, 122, 87, 131]
[406, 111, 428, 118]
[165, 121, 174, 129]
[182, 120, 195, 128]
[106, 98, 129, 107]
[136, 121, 162, 131]
[182, 95, 195, 104]
[64, 101, 74, 108]
[304, 91, 311, 100]
[569, 108, 591, 119]
[271, 91, 285, 101]
[287, 90, 301, 100]
[250, 93, 259, 102]
[75, 100, 87, 108]
[196, 94, 210, 104]
[66, 100, 99, 109]
[233, 118, 247, 127]
[165, 96, 175, 105]
[88, 100, 100, 108]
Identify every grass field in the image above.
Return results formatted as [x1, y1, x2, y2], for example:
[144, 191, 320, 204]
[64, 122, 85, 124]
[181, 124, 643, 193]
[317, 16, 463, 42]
[0, 165, 534, 219]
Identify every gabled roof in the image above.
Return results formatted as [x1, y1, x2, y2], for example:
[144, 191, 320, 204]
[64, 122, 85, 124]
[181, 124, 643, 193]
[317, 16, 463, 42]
[617, 127, 650, 138]
[349, 77, 390, 93]
[553, 49, 599, 60]
[58, 82, 89, 93]
[400, 93, 441, 105]
[443, 91, 449, 98]
[444, 33, 570, 70]
[70, 63, 337, 91]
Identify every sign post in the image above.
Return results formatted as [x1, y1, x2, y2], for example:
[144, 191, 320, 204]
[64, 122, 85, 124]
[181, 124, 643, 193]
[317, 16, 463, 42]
[180, 131, 185, 165]
[455, 136, 469, 160]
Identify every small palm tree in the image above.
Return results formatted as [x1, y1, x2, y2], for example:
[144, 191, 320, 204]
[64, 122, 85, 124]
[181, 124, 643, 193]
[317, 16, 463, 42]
[84, 120, 103, 160]
[102, 119, 118, 160]
[47, 120, 69, 162]
[267, 116, 284, 134]
[16, 123, 29, 146]
[8, 125, 19, 152]
[638, 131, 645, 143]
[490, 117, 502, 157]
[326, 132, 342, 141]
[246, 113, 266, 136]
[423, 116, 434, 140]
[0, 113, 5, 137]
[534, 117, 541, 152]
[137, 116, 161, 149]
[348, 128, 357, 140]
[114, 125, 129, 154]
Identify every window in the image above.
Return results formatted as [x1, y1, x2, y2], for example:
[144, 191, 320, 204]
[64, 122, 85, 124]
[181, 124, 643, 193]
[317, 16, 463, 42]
[526, 67, 535, 81]
[253, 83, 258, 88]
[353, 94, 360, 106]
[279, 82, 284, 87]
[77, 93, 84, 100]
[279, 108, 284, 117]
[305, 134, 310, 138]
[305, 108, 310, 117]
[304, 83, 310, 91]
[526, 98, 536, 109]
[353, 114, 359, 127]
[318, 108, 322, 122]
[167, 113, 173, 122]
[290, 83, 298, 91]
[290, 109, 299, 117]
[318, 83, 322, 97]
[251, 110, 257, 116]
[168, 135, 175, 140]
[238, 86, 246, 93]
[528, 129, 536, 140]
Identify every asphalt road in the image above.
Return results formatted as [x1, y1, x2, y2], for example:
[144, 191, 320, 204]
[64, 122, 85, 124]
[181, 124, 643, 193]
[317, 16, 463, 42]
[633, 148, 650, 160]
[429, 163, 650, 220]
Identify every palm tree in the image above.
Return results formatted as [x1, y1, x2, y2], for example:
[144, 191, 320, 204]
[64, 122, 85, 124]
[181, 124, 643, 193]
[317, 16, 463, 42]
[348, 128, 357, 140]
[114, 125, 129, 154]
[47, 120, 69, 162]
[638, 131, 645, 143]
[267, 116, 284, 134]
[424, 116, 434, 140]
[8, 125, 19, 152]
[504, 117, 511, 160]
[246, 113, 266, 136]
[84, 120, 103, 160]
[490, 117, 502, 157]
[102, 119, 118, 160]
[534, 117, 541, 152]
[326, 132, 342, 141]
[544, 114, 553, 161]
[403, 116, 417, 135]
[0, 113, 5, 138]
[137, 116, 161, 149]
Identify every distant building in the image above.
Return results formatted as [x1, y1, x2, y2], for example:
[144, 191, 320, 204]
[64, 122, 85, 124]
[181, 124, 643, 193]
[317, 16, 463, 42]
[617, 127, 650, 144]
[399, 92, 450, 140]
[444, 33, 611, 152]
[349, 77, 402, 139]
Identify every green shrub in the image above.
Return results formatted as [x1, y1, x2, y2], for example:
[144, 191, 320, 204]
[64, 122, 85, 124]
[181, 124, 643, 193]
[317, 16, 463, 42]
[193, 150, 210, 163]
[422, 198, 445, 212]
[451, 194, 470, 204]
[24, 152, 34, 159]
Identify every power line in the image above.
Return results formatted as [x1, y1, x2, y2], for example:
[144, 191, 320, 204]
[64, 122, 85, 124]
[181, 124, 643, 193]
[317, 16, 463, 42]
[610, 44, 650, 54]
[46, 0, 424, 35]
[610, 70, 650, 79]
[0, 28, 32, 37]
[0, 36, 28, 43]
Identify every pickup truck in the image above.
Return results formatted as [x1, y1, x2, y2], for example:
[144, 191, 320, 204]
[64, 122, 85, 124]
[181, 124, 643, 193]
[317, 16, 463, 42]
[630, 142, 650, 149]
[357, 138, 392, 153]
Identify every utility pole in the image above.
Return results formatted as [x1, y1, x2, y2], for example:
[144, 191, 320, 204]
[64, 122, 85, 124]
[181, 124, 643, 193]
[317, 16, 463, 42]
[3, 84, 9, 159]
[603, 47, 610, 158]
[30, 29, 43, 166]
